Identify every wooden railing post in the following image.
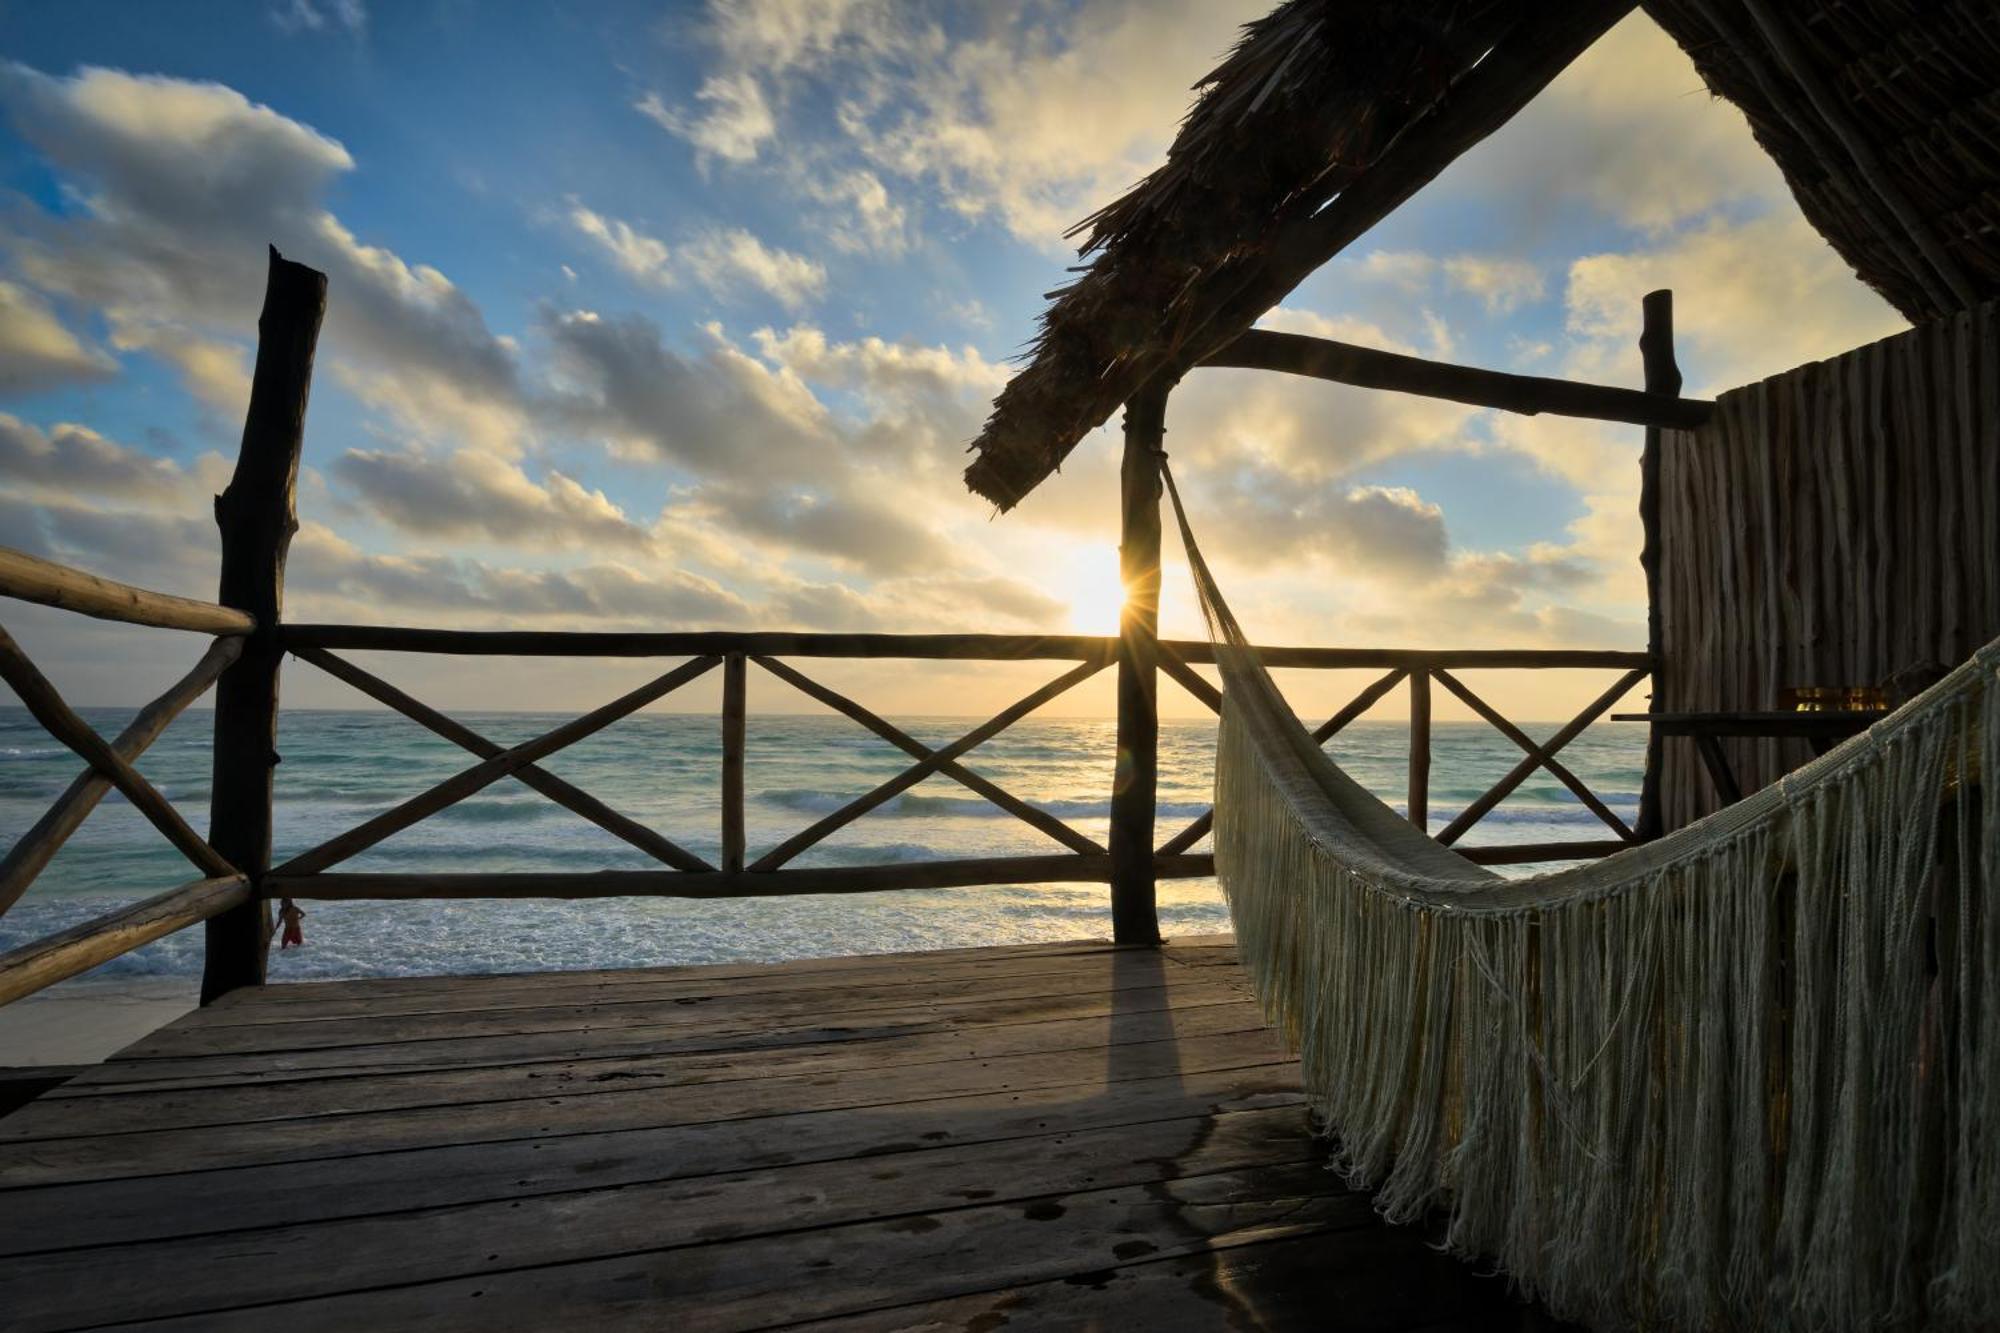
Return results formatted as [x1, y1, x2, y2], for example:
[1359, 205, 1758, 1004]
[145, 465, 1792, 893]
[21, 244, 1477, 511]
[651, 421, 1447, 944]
[201, 246, 326, 1004]
[1407, 668, 1431, 831]
[721, 652, 747, 875]
[1111, 378, 1169, 945]
[1635, 289, 1680, 842]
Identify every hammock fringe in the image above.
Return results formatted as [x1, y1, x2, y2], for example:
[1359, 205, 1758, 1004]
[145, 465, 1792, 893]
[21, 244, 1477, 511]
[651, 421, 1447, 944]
[1168, 458, 1999, 1332]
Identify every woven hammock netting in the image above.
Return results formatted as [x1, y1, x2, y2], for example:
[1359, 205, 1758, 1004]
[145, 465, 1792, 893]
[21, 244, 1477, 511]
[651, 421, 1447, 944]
[1161, 459, 1999, 1332]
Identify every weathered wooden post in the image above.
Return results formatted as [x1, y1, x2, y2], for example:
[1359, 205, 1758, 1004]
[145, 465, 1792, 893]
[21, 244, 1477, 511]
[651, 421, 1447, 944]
[1110, 378, 1169, 945]
[720, 652, 747, 875]
[1635, 289, 1679, 842]
[1406, 669, 1431, 830]
[201, 247, 327, 1004]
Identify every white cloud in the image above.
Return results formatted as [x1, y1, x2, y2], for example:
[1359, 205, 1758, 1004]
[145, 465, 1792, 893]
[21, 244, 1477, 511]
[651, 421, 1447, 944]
[0, 280, 115, 392]
[331, 447, 656, 553]
[567, 204, 673, 285]
[272, 0, 366, 35]
[679, 227, 826, 309]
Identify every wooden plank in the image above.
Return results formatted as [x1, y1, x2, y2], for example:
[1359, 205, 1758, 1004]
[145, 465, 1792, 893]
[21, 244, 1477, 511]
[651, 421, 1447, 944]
[268, 852, 1214, 900]
[0, 628, 237, 879]
[110, 963, 1252, 1061]
[89, 1162, 1365, 1332]
[164, 941, 1242, 1029]
[272, 655, 720, 876]
[202, 247, 327, 1001]
[0, 637, 239, 915]
[0, 1107, 1331, 1330]
[1205, 327, 1713, 429]
[64, 978, 1253, 1089]
[0, 878, 249, 1007]
[291, 646, 712, 871]
[0, 545, 254, 635]
[0, 1064, 1307, 1253]
[753, 655, 1106, 855]
[0, 1026, 1289, 1188]
[795, 1226, 1534, 1332]
[10, 1002, 1277, 1138]
[748, 657, 1111, 871]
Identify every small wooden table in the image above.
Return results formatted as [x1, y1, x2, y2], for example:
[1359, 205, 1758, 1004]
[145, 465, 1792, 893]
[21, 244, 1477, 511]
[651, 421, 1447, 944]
[1612, 710, 1887, 805]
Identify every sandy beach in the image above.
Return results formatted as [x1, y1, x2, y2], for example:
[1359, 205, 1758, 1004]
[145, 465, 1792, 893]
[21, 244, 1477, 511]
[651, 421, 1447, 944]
[0, 976, 199, 1067]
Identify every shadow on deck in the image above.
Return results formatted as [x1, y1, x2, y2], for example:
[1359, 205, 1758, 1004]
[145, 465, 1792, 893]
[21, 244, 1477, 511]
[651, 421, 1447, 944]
[0, 935, 1568, 1330]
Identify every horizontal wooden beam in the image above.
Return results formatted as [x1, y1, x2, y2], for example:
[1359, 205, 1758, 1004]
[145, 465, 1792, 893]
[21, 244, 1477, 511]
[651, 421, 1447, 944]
[1203, 330, 1713, 430]
[268, 854, 1217, 900]
[0, 546, 254, 636]
[280, 623, 1648, 672]
[0, 876, 249, 1006]
[1456, 840, 1629, 867]
[0, 637, 241, 916]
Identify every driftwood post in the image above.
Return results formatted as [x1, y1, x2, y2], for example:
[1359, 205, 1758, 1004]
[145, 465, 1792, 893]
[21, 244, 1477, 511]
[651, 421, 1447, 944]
[1635, 289, 1679, 843]
[1406, 668, 1431, 830]
[1110, 379, 1168, 945]
[201, 247, 326, 1004]
[721, 653, 747, 875]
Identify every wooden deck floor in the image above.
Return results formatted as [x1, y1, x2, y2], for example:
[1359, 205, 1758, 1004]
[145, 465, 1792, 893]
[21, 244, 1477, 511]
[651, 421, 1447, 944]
[0, 935, 1558, 1331]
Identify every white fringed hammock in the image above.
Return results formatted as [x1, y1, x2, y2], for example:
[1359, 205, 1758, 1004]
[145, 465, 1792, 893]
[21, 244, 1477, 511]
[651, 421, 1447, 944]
[1163, 461, 1999, 1331]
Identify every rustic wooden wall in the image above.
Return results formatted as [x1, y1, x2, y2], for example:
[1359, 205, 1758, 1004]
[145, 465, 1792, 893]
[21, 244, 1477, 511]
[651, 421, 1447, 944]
[1656, 299, 2000, 831]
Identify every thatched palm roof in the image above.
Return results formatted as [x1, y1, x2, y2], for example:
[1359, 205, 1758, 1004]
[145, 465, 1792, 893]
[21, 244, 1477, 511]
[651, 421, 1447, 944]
[965, 0, 2000, 511]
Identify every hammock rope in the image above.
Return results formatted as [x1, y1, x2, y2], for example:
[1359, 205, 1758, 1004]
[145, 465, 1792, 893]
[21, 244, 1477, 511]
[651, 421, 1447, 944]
[1160, 457, 1998, 1332]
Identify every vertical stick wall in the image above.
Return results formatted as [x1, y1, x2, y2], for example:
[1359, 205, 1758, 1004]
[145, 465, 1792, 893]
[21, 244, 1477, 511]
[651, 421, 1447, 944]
[1656, 300, 2000, 830]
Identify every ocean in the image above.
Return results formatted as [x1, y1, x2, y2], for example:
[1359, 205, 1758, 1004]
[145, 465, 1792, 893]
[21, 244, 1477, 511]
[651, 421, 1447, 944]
[0, 705, 1646, 981]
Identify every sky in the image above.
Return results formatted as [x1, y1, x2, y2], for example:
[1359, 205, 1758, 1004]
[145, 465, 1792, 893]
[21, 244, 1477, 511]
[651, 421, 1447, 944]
[0, 0, 1910, 723]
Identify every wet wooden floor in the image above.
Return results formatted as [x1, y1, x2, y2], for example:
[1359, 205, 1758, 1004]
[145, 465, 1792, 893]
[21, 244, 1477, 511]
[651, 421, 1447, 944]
[0, 934, 1557, 1330]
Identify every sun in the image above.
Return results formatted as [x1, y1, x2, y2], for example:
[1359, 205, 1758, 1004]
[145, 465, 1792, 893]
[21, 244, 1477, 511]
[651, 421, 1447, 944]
[1063, 542, 1128, 633]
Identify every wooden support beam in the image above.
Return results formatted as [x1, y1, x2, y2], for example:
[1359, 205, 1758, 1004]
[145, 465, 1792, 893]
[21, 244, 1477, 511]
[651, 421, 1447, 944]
[268, 854, 1217, 901]
[0, 637, 240, 916]
[1309, 668, 1407, 745]
[203, 247, 326, 1003]
[0, 546, 255, 636]
[273, 656, 721, 877]
[753, 656, 1105, 856]
[1457, 841, 1629, 868]
[1431, 668, 1635, 843]
[0, 627, 237, 880]
[1202, 329, 1713, 430]
[1110, 379, 1168, 946]
[720, 653, 747, 875]
[749, 656, 1110, 872]
[1155, 646, 1222, 715]
[290, 646, 713, 872]
[1406, 669, 1431, 831]
[1155, 811, 1211, 858]
[1435, 667, 1650, 846]
[1635, 289, 1679, 843]
[0, 876, 249, 1007]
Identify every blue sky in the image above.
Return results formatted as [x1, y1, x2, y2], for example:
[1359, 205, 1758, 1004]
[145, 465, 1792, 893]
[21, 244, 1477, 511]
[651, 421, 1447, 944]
[0, 1, 1906, 717]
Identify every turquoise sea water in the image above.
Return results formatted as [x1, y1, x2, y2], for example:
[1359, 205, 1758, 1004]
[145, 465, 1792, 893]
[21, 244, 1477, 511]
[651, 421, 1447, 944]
[0, 706, 1645, 980]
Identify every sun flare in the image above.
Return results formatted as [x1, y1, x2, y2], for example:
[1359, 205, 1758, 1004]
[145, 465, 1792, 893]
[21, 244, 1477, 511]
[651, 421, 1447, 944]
[1063, 542, 1128, 633]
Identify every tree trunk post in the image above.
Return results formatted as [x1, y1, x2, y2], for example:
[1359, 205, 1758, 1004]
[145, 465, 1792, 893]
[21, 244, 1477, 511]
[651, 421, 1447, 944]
[1636, 289, 1680, 843]
[1406, 668, 1431, 831]
[201, 247, 326, 1004]
[1111, 379, 1169, 945]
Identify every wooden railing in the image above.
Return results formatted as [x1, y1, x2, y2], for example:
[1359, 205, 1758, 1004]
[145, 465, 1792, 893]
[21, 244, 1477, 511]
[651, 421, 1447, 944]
[256, 626, 1649, 896]
[0, 246, 1674, 1007]
[0, 548, 255, 1005]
